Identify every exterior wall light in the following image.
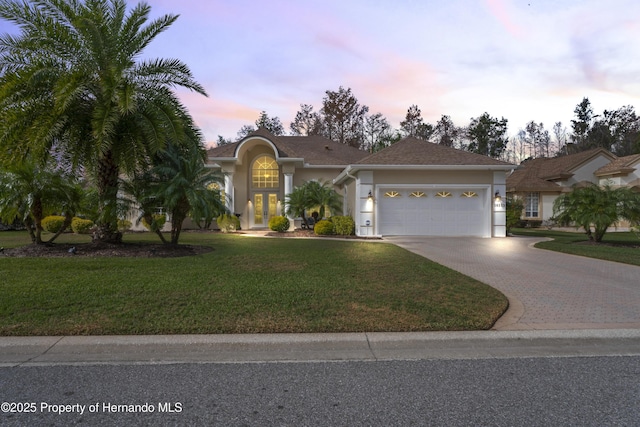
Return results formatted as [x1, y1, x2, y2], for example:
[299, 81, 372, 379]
[367, 190, 373, 200]
[494, 191, 501, 201]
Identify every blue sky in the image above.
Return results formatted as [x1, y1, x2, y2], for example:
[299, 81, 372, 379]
[2, 0, 640, 146]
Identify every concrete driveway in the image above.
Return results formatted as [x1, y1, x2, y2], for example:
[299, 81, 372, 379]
[384, 236, 640, 330]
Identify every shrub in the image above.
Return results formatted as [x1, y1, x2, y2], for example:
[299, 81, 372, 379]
[217, 213, 240, 233]
[41, 215, 66, 233]
[331, 215, 355, 236]
[268, 216, 290, 232]
[71, 217, 94, 234]
[118, 219, 132, 232]
[142, 214, 166, 232]
[506, 197, 524, 234]
[314, 219, 334, 235]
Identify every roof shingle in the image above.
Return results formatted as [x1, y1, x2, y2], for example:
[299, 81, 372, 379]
[356, 137, 514, 166]
[207, 129, 368, 165]
[506, 148, 615, 192]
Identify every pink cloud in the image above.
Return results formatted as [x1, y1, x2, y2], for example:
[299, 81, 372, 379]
[483, 0, 524, 38]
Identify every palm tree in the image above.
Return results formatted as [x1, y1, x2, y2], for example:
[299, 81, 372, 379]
[553, 183, 640, 242]
[153, 143, 225, 245]
[304, 180, 343, 219]
[0, 0, 207, 243]
[0, 161, 81, 244]
[285, 186, 311, 228]
[120, 173, 168, 244]
[285, 180, 343, 228]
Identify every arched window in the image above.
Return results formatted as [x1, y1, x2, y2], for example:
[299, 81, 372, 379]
[252, 156, 279, 188]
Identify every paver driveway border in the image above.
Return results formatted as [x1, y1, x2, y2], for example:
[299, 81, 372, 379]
[384, 236, 640, 330]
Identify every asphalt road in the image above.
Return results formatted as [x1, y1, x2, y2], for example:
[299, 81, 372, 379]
[2, 356, 639, 426]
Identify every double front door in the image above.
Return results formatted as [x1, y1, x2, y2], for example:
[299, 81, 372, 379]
[252, 193, 278, 228]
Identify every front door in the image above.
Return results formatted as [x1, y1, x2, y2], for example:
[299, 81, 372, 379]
[253, 193, 278, 228]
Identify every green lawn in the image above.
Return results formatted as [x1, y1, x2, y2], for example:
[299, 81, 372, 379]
[512, 228, 640, 266]
[0, 231, 508, 335]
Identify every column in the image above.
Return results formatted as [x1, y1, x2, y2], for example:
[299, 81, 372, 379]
[224, 172, 234, 213]
[284, 173, 294, 230]
[493, 171, 506, 237]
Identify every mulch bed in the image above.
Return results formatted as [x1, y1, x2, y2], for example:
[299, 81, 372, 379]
[1, 229, 380, 258]
[1, 242, 213, 258]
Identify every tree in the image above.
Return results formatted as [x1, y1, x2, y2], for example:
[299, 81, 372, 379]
[236, 111, 285, 140]
[466, 113, 509, 158]
[374, 130, 403, 153]
[320, 86, 368, 148]
[152, 142, 225, 245]
[304, 180, 342, 219]
[0, 161, 81, 244]
[284, 180, 342, 228]
[433, 115, 461, 147]
[290, 104, 323, 136]
[552, 183, 640, 242]
[363, 113, 391, 153]
[569, 97, 594, 152]
[553, 122, 568, 156]
[236, 124, 256, 140]
[255, 111, 285, 136]
[525, 121, 551, 158]
[506, 196, 524, 234]
[284, 186, 311, 228]
[400, 105, 433, 140]
[0, 0, 207, 243]
[216, 135, 234, 146]
[120, 172, 169, 244]
[603, 106, 640, 156]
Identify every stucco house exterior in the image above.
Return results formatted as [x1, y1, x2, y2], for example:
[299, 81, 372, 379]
[595, 153, 640, 189]
[505, 148, 617, 222]
[207, 129, 515, 237]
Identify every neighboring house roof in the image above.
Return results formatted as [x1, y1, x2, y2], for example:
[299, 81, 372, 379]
[506, 148, 616, 193]
[594, 153, 640, 177]
[356, 137, 514, 166]
[207, 128, 369, 166]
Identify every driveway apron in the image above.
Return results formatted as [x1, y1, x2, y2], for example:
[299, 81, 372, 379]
[384, 236, 640, 330]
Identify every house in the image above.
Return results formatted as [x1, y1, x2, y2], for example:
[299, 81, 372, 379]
[595, 153, 640, 189]
[207, 129, 515, 237]
[505, 148, 617, 222]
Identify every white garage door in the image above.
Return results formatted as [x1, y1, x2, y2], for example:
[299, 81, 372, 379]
[378, 188, 487, 236]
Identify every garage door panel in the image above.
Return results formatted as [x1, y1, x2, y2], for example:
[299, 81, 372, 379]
[379, 188, 487, 236]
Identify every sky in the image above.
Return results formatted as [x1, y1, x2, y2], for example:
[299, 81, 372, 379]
[2, 0, 640, 147]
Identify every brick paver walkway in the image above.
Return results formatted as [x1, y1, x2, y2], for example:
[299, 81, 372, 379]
[385, 236, 640, 330]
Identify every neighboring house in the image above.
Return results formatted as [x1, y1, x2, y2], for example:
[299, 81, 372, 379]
[595, 153, 640, 189]
[505, 148, 617, 221]
[208, 129, 515, 237]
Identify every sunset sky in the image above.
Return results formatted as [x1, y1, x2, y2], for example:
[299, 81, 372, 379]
[2, 0, 640, 147]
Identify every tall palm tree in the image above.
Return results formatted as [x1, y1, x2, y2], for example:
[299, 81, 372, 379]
[0, 0, 207, 243]
[153, 142, 225, 245]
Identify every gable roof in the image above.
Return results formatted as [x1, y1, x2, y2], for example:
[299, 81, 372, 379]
[506, 148, 616, 192]
[207, 128, 368, 166]
[595, 153, 640, 177]
[357, 137, 514, 166]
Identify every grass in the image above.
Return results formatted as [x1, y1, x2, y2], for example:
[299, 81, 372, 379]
[512, 228, 640, 266]
[0, 231, 508, 336]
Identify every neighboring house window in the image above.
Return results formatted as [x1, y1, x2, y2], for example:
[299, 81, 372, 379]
[525, 192, 539, 217]
[252, 156, 279, 188]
